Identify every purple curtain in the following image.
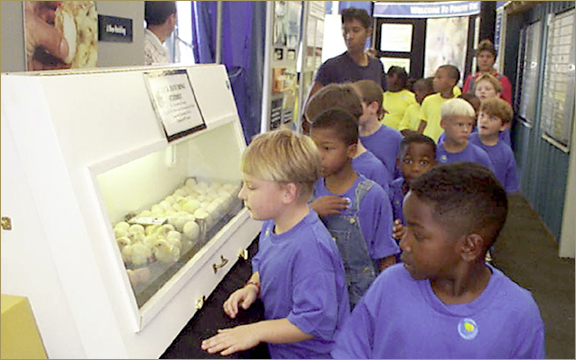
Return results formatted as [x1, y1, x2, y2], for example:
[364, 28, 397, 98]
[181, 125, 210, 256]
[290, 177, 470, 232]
[190, 1, 265, 142]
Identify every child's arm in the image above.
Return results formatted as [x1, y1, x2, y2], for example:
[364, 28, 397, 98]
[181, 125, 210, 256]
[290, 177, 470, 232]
[310, 195, 350, 216]
[417, 119, 427, 134]
[201, 317, 313, 356]
[223, 272, 260, 319]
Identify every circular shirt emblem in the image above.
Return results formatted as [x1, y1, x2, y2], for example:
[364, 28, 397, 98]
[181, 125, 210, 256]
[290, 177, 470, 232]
[440, 155, 448, 163]
[458, 318, 478, 340]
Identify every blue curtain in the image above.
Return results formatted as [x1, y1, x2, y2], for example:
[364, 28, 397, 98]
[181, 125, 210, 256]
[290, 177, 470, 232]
[190, 1, 265, 143]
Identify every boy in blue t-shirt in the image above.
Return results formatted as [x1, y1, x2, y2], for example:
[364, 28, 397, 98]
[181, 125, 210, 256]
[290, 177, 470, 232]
[469, 97, 519, 193]
[390, 134, 437, 243]
[310, 108, 399, 308]
[201, 129, 349, 359]
[305, 83, 391, 192]
[352, 79, 404, 181]
[436, 98, 495, 173]
[332, 162, 546, 359]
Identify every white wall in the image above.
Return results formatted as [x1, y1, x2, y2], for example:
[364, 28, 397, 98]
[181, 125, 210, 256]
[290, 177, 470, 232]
[0, 1, 144, 72]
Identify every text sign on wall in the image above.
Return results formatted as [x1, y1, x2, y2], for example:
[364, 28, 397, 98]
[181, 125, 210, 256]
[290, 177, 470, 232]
[374, 1, 480, 18]
[98, 15, 133, 42]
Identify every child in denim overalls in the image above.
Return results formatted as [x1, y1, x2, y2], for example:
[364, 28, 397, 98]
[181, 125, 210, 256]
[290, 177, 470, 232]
[310, 108, 399, 308]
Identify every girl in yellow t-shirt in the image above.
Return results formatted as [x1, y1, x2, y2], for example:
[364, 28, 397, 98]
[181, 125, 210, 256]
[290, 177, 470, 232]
[382, 66, 416, 130]
[398, 78, 434, 135]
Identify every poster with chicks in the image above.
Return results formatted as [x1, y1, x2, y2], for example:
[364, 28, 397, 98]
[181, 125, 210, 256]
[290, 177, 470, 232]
[24, 1, 98, 71]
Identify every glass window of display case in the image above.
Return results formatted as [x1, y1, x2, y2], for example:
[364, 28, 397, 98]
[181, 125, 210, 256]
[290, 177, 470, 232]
[96, 121, 243, 308]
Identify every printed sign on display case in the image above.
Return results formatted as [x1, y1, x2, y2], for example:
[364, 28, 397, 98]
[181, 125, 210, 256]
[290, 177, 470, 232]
[144, 69, 207, 142]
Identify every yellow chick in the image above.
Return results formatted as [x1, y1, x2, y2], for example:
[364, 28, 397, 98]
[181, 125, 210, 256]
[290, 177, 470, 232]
[153, 239, 180, 264]
[127, 243, 153, 266]
[117, 236, 132, 249]
[166, 231, 182, 252]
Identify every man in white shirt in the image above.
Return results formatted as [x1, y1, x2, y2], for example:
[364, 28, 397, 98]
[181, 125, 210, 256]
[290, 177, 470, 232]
[144, 1, 177, 65]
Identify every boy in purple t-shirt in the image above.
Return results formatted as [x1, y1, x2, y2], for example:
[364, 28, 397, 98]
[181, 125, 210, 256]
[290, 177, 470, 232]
[332, 162, 546, 359]
[353, 79, 404, 181]
[310, 108, 399, 308]
[390, 134, 437, 244]
[436, 98, 495, 173]
[304, 83, 391, 192]
[469, 97, 519, 193]
[201, 129, 349, 359]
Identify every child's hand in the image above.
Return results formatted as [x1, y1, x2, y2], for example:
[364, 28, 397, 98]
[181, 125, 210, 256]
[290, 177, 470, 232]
[201, 324, 260, 356]
[310, 196, 350, 216]
[223, 286, 257, 319]
[392, 219, 407, 240]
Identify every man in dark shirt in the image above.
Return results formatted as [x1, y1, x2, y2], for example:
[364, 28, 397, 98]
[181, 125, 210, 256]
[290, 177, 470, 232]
[305, 8, 385, 107]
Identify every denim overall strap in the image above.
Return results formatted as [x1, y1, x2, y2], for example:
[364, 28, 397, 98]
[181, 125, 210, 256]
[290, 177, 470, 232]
[322, 179, 377, 308]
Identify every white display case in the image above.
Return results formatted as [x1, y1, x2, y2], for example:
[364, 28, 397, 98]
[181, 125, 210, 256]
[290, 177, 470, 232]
[1, 64, 261, 358]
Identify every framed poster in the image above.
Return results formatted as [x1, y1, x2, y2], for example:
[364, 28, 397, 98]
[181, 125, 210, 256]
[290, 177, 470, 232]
[380, 23, 413, 52]
[424, 16, 469, 83]
[23, 1, 98, 71]
[540, 10, 575, 152]
[144, 69, 207, 142]
[517, 21, 542, 125]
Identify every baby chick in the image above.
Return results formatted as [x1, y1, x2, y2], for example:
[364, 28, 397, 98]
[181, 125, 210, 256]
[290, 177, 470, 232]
[153, 239, 180, 264]
[166, 231, 182, 251]
[126, 242, 153, 266]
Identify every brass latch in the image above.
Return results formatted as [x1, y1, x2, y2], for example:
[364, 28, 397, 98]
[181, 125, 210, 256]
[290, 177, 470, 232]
[1, 217, 12, 230]
[239, 249, 249, 260]
[195, 295, 206, 310]
[212, 255, 229, 274]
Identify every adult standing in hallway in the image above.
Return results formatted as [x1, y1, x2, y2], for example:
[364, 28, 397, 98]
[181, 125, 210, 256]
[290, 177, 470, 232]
[144, 1, 177, 66]
[463, 39, 512, 104]
[304, 8, 385, 107]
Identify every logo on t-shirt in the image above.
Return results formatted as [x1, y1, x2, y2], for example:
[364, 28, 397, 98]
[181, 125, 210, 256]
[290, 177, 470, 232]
[458, 318, 478, 340]
[440, 155, 448, 163]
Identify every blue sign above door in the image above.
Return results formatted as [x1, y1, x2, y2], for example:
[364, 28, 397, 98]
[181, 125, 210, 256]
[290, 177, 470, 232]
[374, 1, 481, 18]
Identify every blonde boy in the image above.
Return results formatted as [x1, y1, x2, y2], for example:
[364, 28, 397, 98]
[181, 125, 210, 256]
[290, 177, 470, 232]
[435, 98, 495, 173]
[202, 129, 349, 358]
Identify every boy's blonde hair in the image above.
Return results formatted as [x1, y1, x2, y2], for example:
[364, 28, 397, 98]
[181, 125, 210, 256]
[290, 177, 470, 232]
[352, 80, 385, 118]
[441, 98, 475, 120]
[474, 73, 503, 94]
[480, 97, 514, 124]
[241, 129, 321, 200]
